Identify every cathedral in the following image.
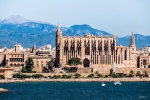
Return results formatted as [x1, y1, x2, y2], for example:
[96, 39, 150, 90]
[55, 26, 137, 73]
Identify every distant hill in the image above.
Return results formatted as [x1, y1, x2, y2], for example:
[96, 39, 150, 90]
[0, 15, 149, 49]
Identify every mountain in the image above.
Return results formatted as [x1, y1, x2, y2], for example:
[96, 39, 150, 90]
[0, 22, 59, 48]
[0, 15, 150, 49]
[117, 34, 150, 49]
[1, 15, 30, 24]
[65, 24, 112, 36]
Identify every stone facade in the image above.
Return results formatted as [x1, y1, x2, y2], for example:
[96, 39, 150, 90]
[6, 44, 28, 72]
[29, 56, 52, 73]
[0, 68, 14, 78]
[55, 26, 138, 73]
[137, 53, 150, 68]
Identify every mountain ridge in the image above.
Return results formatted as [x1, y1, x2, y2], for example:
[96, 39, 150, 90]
[0, 15, 149, 49]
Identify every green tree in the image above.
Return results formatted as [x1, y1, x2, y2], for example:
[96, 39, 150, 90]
[21, 66, 27, 73]
[47, 59, 54, 72]
[25, 58, 34, 73]
[42, 66, 48, 73]
[67, 57, 82, 67]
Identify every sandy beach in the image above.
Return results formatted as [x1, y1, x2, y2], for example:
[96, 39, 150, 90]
[0, 78, 150, 83]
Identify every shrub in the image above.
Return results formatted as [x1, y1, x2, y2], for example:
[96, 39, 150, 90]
[87, 74, 94, 78]
[97, 74, 102, 78]
[13, 73, 31, 79]
[52, 75, 61, 79]
[136, 71, 141, 77]
[62, 74, 68, 78]
[129, 74, 134, 77]
[48, 76, 52, 79]
[0, 75, 5, 79]
[74, 73, 81, 78]
[123, 74, 128, 77]
[66, 75, 72, 78]
[104, 75, 108, 78]
[144, 71, 148, 77]
[111, 74, 116, 78]
[32, 74, 44, 78]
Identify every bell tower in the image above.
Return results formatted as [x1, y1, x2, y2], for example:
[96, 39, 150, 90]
[129, 32, 136, 51]
[56, 25, 62, 46]
[55, 25, 62, 67]
[129, 32, 136, 60]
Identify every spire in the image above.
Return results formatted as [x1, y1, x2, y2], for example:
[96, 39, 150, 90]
[32, 44, 36, 54]
[130, 32, 135, 46]
[56, 24, 61, 32]
[56, 24, 62, 37]
[33, 44, 36, 50]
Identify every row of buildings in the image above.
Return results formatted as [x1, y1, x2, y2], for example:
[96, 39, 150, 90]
[0, 26, 150, 78]
[0, 44, 54, 78]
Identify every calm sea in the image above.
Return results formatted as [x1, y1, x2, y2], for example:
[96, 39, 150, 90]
[0, 82, 150, 100]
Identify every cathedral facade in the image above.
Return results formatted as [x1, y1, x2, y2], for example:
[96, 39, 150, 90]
[55, 26, 137, 73]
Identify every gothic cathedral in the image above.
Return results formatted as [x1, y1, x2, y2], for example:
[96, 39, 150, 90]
[55, 26, 137, 73]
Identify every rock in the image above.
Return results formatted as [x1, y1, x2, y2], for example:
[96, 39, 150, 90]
[0, 88, 9, 92]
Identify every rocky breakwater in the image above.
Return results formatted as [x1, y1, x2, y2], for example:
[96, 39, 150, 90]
[0, 88, 9, 92]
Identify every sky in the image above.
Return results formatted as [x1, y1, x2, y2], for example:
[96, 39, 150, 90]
[0, 0, 150, 36]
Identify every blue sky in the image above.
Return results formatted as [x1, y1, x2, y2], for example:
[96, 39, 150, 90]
[0, 0, 150, 36]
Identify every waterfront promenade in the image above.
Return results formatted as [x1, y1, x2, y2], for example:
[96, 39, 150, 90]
[0, 78, 150, 83]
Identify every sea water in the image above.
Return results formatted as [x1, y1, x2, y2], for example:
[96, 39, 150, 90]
[0, 82, 150, 100]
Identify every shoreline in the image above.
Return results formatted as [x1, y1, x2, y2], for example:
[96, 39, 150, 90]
[0, 78, 150, 83]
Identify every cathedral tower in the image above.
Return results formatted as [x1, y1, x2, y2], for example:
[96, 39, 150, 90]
[129, 32, 136, 51]
[129, 32, 136, 60]
[56, 25, 62, 46]
[55, 25, 62, 67]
